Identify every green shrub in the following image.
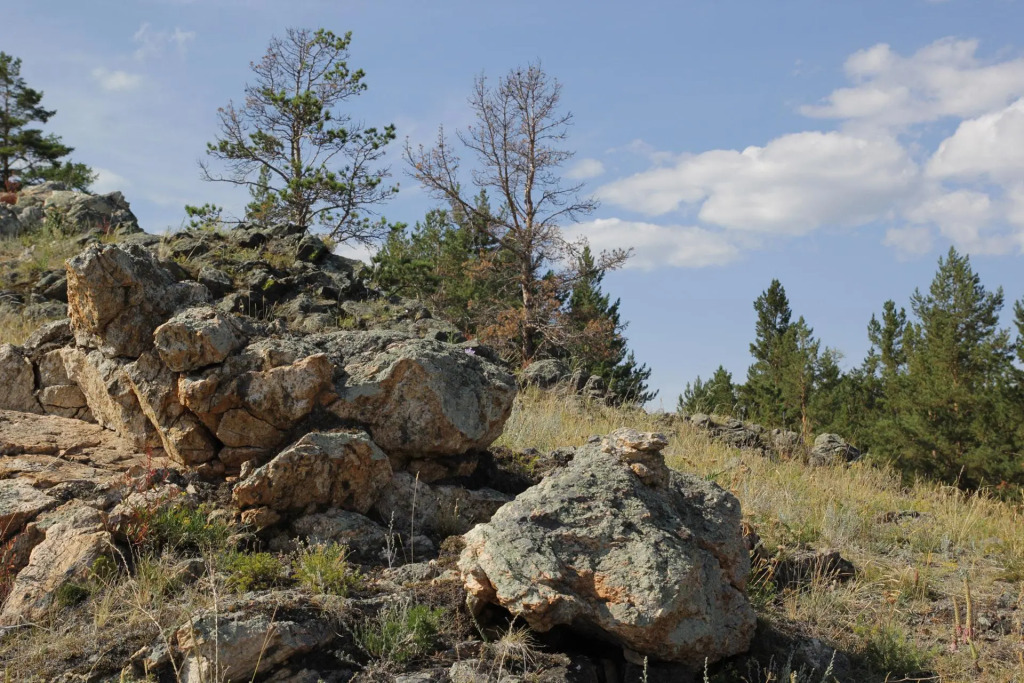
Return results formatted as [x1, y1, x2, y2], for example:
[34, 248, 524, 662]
[293, 542, 361, 596]
[356, 600, 445, 665]
[128, 500, 230, 555]
[54, 581, 91, 609]
[224, 551, 285, 593]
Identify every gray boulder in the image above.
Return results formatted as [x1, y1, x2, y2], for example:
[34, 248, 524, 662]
[232, 430, 392, 514]
[808, 433, 861, 467]
[459, 428, 755, 666]
[521, 358, 567, 389]
[323, 331, 516, 457]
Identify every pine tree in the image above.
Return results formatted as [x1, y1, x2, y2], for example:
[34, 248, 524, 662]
[0, 52, 94, 190]
[203, 29, 397, 244]
[884, 247, 1017, 487]
[679, 365, 736, 415]
[562, 245, 655, 405]
[742, 280, 796, 427]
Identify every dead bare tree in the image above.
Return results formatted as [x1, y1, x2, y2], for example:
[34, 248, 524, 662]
[406, 63, 627, 364]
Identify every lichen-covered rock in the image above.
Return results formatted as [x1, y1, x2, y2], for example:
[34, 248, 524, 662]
[0, 501, 111, 625]
[0, 479, 56, 542]
[60, 347, 161, 450]
[177, 342, 334, 452]
[153, 306, 248, 372]
[458, 428, 755, 666]
[66, 243, 208, 357]
[0, 344, 42, 414]
[324, 332, 516, 457]
[175, 592, 333, 683]
[232, 431, 392, 514]
[809, 433, 861, 467]
[124, 352, 217, 466]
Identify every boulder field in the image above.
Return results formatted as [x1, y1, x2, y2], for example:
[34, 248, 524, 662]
[0, 212, 758, 681]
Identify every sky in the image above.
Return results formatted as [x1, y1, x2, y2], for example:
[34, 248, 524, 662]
[5, 0, 1024, 406]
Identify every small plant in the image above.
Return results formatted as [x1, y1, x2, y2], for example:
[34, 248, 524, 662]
[487, 622, 541, 677]
[356, 599, 445, 665]
[856, 618, 935, 677]
[224, 551, 285, 593]
[126, 499, 231, 555]
[293, 542, 361, 596]
[54, 581, 91, 609]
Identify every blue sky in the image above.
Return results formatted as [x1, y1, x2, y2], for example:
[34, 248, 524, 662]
[5, 0, 1024, 406]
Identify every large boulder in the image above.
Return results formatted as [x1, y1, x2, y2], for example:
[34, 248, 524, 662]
[153, 306, 248, 373]
[0, 344, 43, 414]
[232, 430, 392, 514]
[458, 428, 755, 667]
[66, 243, 207, 358]
[324, 332, 516, 457]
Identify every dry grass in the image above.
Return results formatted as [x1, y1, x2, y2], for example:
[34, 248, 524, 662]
[499, 389, 1024, 682]
[0, 309, 53, 346]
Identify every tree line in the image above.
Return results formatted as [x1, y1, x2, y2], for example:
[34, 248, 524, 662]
[0, 30, 656, 404]
[680, 248, 1024, 490]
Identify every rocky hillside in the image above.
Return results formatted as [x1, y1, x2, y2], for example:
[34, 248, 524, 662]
[1, 187, 1022, 682]
[0, 190, 768, 683]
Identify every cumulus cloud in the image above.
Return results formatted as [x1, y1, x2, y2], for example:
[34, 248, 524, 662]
[91, 67, 143, 92]
[567, 218, 740, 269]
[566, 158, 605, 180]
[801, 38, 1024, 128]
[928, 98, 1024, 181]
[598, 132, 917, 234]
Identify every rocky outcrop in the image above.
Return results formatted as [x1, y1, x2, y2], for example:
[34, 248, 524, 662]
[66, 243, 208, 358]
[3, 182, 142, 237]
[232, 431, 392, 514]
[459, 428, 755, 666]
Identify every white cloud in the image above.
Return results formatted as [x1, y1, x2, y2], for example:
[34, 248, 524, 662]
[568, 218, 740, 269]
[884, 226, 934, 257]
[598, 131, 917, 234]
[903, 188, 1018, 254]
[92, 168, 131, 194]
[928, 98, 1024, 181]
[91, 67, 143, 92]
[801, 38, 1024, 128]
[566, 158, 605, 180]
[133, 23, 196, 61]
